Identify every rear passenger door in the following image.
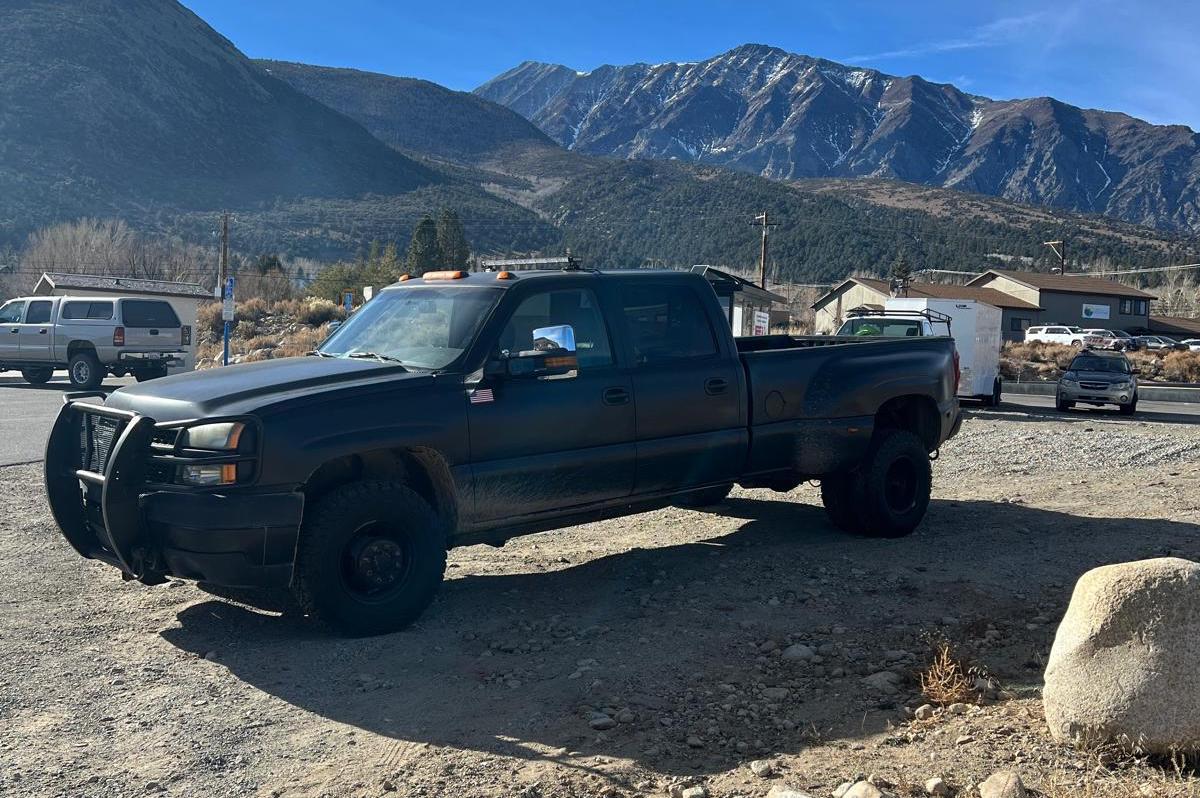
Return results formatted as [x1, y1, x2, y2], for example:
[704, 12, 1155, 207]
[618, 281, 746, 495]
[17, 299, 54, 361]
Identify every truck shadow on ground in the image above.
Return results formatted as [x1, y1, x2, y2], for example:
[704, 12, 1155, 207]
[161, 497, 1200, 778]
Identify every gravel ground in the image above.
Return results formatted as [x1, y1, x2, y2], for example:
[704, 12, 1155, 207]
[2, 408, 1200, 798]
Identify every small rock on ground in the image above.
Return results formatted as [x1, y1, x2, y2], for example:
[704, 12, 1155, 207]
[924, 776, 950, 796]
[979, 771, 1026, 798]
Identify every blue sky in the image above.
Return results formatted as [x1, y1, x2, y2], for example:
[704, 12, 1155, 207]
[184, 0, 1200, 131]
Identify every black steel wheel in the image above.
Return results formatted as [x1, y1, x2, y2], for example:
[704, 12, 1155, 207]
[293, 481, 446, 636]
[849, 428, 932, 538]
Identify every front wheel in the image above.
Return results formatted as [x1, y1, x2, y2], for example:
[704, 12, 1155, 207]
[1056, 394, 1074, 412]
[67, 352, 103, 389]
[20, 367, 53, 385]
[292, 481, 446, 637]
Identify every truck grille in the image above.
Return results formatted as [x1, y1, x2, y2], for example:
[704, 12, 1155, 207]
[79, 413, 120, 473]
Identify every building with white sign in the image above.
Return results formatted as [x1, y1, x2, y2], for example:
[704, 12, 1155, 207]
[965, 270, 1157, 340]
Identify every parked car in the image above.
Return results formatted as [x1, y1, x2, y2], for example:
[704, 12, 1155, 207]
[1056, 350, 1139, 415]
[1025, 325, 1086, 347]
[0, 295, 186, 388]
[46, 268, 962, 636]
[1136, 335, 1189, 352]
[1110, 330, 1141, 351]
[1081, 329, 1128, 350]
[1179, 339, 1200, 352]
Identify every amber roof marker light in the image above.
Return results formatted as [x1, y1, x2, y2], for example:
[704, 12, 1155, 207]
[422, 270, 467, 280]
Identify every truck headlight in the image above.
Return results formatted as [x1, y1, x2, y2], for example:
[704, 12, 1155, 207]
[182, 422, 245, 451]
[178, 463, 238, 486]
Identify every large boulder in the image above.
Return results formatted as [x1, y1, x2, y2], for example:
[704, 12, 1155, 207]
[1043, 557, 1200, 754]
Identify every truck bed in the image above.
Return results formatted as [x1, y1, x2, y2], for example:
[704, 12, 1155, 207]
[734, 334, 959, 479]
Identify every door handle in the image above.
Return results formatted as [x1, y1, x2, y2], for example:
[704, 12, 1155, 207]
[8, 328, 17, 334]
[149, 329, 159, 335]
[602, 386, 630, 406]
[39, 328, 47, 334]
[705, 378, 729, 396]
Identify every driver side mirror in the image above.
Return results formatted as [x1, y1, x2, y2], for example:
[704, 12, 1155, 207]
[502, 324, 579, 379]
[1131, 368, 1141, 375]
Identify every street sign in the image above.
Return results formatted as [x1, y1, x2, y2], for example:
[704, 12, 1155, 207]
[222, 276, 236, 322]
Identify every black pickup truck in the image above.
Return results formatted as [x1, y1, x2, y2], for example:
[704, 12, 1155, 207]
[46, 269, 961, 635]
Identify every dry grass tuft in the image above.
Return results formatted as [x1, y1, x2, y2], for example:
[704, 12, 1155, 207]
[920, 642, 977, 706]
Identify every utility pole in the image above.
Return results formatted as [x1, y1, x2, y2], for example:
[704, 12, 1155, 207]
[751, 212, 779, 288]
[220, 211, 230, 288]
[1044, 239, 1066, 275]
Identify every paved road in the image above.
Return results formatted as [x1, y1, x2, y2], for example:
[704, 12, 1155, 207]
[3, 381, 1198, 467]
[0, 373, 134, 466]
[987, 392, 1200, 424]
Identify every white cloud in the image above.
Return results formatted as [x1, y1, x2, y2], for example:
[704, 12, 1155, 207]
[842, 10, 1053, 63]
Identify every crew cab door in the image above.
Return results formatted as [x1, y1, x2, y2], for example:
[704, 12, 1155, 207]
[17, 299, 54, 361]
[0, 300, 25, 361]
[617, 280, 746, 494]
[467, 285, 635, 522]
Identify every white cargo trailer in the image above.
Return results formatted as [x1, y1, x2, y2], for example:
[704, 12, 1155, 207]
[884, 297, 1003, 405]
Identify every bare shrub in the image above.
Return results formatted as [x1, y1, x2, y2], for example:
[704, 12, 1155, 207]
[296, 299, 344, 327]
[196, 302, 224, 342]
[1161, 351, 1200, 382]
[920, 642, 976, 706]
[234, 320, 257, 339]
[236, 297, 270, 323]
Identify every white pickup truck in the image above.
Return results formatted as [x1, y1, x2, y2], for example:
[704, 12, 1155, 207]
[0, 295, 187, 388]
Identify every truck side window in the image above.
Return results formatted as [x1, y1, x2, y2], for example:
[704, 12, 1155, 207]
[497, 289, 613, 369]
[0, 301, 25, 324]
[25, 301, 52, 324]
[620, 284, 718, 364]
[62, 301, 114, 320]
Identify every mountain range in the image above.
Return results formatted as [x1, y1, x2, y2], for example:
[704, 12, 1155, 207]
[0, 0, 1197, 283]
[476, 44, 1200, 231]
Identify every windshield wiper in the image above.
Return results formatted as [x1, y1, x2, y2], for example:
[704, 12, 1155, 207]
[306, 350, 337, 358]
[346, 351, 409, 368]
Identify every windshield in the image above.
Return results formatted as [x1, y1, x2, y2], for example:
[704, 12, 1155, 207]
[318, 285, 502, 370]
[1070, 356, 1131, 374]
[838, 318, 923, 337]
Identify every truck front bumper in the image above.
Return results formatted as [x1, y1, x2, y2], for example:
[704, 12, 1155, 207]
[44, 396, 303, 588]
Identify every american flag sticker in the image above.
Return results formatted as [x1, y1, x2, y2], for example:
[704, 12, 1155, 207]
[469, 387, 494, 404]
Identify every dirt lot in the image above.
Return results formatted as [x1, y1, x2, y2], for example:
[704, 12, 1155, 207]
[3, 406, 1200, 798]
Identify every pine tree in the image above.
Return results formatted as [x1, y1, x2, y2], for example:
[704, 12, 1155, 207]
[405, 216, 441, 275]
[435, 208, 470, 269]
[889, 249, 912, 282]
